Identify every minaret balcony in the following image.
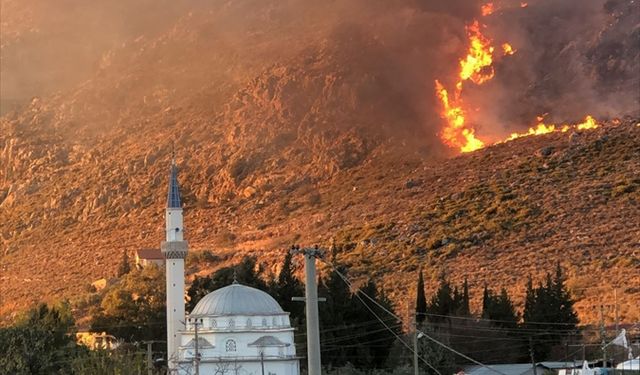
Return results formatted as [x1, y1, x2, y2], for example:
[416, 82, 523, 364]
[161, 241, 188, 259]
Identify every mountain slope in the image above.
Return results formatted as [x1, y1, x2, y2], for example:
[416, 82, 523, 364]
[0, 0, 639, 325]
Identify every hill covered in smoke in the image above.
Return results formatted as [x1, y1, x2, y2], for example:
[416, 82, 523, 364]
[0, 0, 638, 323]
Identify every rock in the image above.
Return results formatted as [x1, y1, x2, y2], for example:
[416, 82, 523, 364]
[243, 186, 257, 198]
[537, 146, 554, 157]
[405, 178, 422, 188]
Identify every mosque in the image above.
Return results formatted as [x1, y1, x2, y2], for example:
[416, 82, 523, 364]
[160, 160, 300, 374]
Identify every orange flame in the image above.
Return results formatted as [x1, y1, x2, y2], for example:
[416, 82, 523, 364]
[576, 115, 598, 130]
[502, 43, 515, 55]
[481, 3, 495, 16]
[520, 2, 528, 8]
[435, 80, 485, 152]
[433, 14, 600, 154]
[505, 115, 600, 141]
[435, 21, 496, 152]
[459, 21, 495, 85]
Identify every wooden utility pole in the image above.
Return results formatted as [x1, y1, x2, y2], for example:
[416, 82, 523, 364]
[291, 245, 325, 375]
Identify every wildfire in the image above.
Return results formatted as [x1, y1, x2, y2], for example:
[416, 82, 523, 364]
[502, 43, 515, 55]
[481, 3, 495, 16]
[506, 115, 600, 141]
[434, 20, 499, 152]
[435, 80, 485, 152]
[433, 5, 600, 154]
[576, 115, 598, 130]
[459, 21, 495, 84]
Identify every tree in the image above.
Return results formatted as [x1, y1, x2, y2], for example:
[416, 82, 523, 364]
[70, 345, 146, 375]
[270, 251, 305, 322]
[415, 268, 427, 324]
[90, 265, 166, 342]
[522, 265, 578, 360]
[318, 267, 401, 370]
[117, 250, 131, 277]
[186, 256, 268, 312]
[0, 303, 78, 375]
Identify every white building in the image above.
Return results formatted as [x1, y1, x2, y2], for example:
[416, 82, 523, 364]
[177, 282, 300, 375]
[160, 160, 300, 374]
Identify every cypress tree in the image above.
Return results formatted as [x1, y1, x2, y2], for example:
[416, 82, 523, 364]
[460, 278, 470, 316]
[416, 268, 427, 324]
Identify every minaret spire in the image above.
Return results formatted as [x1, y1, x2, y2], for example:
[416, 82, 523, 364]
[167, 159, 182, 208]
[161, 156, 188, 370]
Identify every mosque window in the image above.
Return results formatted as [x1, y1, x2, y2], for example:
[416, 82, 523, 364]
[225, 339, 237, 352]
[272, 317, 278, 326]
[228, 319, 235, 328]
[262, 318, 267, 327]
[211, 319, 217, 328]
[246, 318, 252, 328]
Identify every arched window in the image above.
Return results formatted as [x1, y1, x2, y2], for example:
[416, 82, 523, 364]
[211, 319, 217, 328]
[246, 318, 252, 328]
[262, 318, 267, 327]
[228, 319, 235, 328]
[272, 317, 278, 326]
[225, 339, 237, 352]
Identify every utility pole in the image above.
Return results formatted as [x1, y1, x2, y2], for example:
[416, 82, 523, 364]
[145, 341, 153, 375]
[291, 245, 325, 375]
[413, 314, 419, 375]
[600, 304, 607, 368]
[142, 340, 166, 375]
[193, 319, 201, 375]
[529, 337, 538, 375]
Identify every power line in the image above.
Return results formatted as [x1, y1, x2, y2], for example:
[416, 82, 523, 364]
[323, 259, 510, 375]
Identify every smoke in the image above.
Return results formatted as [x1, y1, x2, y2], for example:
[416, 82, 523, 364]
[1, 0, 637, 145]
[462, 0, 640, 138]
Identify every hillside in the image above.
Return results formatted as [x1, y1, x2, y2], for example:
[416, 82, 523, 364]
[1, 0, 639, 325]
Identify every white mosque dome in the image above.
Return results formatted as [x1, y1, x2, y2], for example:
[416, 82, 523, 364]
[190, 282, 285, 317]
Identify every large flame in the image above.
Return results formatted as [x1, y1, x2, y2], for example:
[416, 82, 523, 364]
[435, 20, 498, 153]
[435, 80, 485, 152]
[459, 21, 495, 85]
[434, 4, 601, 154]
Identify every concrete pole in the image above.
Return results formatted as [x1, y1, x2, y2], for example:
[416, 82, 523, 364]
[304, 247, 322, 375]
[413, 315, 419, 375]
[194, 320, 200, 375]
[145, 341, 153, 375]
[600, 305, 607, 367]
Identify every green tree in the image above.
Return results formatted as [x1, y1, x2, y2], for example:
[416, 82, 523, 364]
[522, 265, 578, 360]
[70, 345, 146, 375]
[270, 251, 305, 322]
[318, 267, 401, 370]
[0, 303, 78, 375]
[90, 265, 166, 342]
[186, 256, 268, 312]
[416, 268, 427, 324]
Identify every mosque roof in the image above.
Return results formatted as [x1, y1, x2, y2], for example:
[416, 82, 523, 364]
[190, 283, 285, 317]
